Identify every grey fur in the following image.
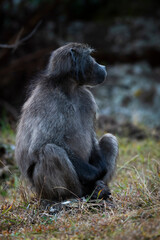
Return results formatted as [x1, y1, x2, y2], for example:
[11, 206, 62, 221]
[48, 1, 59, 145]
[100, 134, 119, 183]
[15, 43, 118, 201]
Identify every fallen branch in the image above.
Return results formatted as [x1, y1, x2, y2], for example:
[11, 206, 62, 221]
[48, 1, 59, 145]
[0, 21, 42, 49]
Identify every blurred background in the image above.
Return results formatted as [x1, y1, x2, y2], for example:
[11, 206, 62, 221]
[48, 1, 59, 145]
[0, 0, 160, 139]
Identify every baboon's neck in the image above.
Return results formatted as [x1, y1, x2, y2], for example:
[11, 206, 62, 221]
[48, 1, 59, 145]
[41, 75, 83, 98]
[55, 78, 81, 98]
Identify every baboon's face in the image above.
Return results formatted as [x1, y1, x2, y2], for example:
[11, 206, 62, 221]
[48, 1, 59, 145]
[81, 55, 107, 86]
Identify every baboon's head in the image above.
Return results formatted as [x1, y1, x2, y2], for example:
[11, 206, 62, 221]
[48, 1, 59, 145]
[47, 42, 107, 86]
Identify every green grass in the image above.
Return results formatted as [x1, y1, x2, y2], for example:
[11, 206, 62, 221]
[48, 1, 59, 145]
[0, 126, 160, 239]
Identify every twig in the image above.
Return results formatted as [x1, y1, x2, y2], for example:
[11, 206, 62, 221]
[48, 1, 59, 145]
[20, 20, 42, 43]
[0, 21, 42, 49]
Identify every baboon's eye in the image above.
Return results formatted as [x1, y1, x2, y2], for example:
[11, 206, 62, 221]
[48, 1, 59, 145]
[88, 56, 96, 67]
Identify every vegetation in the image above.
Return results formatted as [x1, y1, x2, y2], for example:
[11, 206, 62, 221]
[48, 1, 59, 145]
[0, 121, 160, 239]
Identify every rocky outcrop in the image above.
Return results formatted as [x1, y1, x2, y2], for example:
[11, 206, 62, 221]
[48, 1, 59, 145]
[92, 62, 160, 128]
[67, 18, 160, 65]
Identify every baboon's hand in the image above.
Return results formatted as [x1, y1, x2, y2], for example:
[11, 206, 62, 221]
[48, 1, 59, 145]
[91, 180, 111, 200]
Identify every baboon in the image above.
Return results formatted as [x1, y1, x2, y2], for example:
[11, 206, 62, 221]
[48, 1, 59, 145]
[15, 43, 118, 201]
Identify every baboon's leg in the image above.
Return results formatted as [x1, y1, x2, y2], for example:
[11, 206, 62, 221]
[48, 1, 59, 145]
[32, 144, 82, 201]
[99, 133, 119, 184]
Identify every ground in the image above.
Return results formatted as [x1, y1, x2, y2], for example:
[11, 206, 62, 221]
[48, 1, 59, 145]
[0, 122, 160, 240]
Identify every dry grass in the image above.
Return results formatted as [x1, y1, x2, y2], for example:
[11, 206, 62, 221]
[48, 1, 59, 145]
[0, 130, 160, 239]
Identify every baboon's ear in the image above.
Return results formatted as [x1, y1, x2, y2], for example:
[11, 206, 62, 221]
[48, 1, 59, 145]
[70, 48, 77, 63]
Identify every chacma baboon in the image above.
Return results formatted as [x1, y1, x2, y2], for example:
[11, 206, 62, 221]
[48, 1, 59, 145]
[15, 43, 118, 201]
